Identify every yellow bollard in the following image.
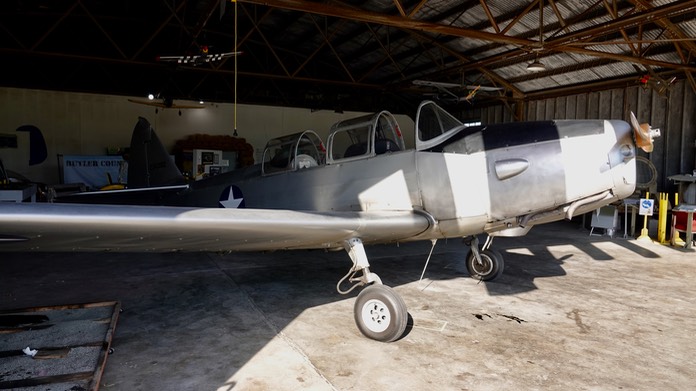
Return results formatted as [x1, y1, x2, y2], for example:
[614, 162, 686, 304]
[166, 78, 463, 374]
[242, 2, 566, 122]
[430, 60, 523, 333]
[637, 191, 652, 241]
[671, 193, 685, 246]
[658, 193, 668, 244]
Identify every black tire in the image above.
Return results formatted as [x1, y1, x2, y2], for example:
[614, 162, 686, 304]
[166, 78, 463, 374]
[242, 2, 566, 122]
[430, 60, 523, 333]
[466, 248, 504, 281]
[353, 284, 408, 342]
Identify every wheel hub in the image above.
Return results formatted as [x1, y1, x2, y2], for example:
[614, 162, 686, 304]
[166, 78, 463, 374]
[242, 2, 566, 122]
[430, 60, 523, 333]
[473, 256, 493, 275]
[361, 299, 390, 333]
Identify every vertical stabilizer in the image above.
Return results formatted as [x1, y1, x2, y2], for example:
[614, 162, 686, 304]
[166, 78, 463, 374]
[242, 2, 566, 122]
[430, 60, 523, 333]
[127, 117, 185, 188]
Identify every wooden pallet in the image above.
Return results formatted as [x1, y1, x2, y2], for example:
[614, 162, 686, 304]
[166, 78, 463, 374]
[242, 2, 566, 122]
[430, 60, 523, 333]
[0, 301, 120, 390]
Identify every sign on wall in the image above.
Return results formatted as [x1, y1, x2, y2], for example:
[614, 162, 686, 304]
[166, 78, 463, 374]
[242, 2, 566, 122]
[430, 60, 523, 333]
[61, 155, 126, 189]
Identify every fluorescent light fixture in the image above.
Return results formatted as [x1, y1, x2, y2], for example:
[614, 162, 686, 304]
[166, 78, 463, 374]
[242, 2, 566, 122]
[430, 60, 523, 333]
[527, 60, 546, 72]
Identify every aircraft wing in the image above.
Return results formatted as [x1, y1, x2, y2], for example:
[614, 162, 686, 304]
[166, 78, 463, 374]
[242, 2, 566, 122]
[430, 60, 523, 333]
[157, 52, 241, 64]
[127, 99, 204, 109]
[156, 55, 201, 64]
[0, 203, 431, 252]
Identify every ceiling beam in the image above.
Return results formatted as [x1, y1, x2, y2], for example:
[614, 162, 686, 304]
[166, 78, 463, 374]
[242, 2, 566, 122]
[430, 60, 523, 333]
[237, 0, 536, 47]
[455, 0, 696, 73]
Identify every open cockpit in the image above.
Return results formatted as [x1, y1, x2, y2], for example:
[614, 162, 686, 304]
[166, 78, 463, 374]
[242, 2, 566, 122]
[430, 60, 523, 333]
[326, 111, 405, 163]
[261, 130, 326, 175]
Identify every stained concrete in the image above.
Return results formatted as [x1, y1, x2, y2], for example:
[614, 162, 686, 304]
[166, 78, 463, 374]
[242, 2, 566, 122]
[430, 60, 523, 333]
[1, 220, 695, 390]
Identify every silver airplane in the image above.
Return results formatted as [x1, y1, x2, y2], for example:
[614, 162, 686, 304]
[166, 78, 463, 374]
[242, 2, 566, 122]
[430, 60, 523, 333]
[0, 101, 658, 342]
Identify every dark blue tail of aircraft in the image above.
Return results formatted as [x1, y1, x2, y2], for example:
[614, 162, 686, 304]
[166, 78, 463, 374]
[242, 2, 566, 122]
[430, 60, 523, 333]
[128, 117, 185, 188]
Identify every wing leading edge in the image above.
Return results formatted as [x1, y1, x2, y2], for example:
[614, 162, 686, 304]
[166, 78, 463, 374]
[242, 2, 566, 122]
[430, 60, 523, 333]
[0, 203, 431, 252]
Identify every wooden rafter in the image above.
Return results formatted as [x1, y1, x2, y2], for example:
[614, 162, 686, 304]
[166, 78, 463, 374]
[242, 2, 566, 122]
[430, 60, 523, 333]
[457, 0, 696, 73]
[309, 14, 356, 82]
[131, 1, 187, 60]
[30, 1, 80, 51]
[547, 0, 566, 30]
[500, 0, 538, 35]
[357, 24, 407, 82]
[292, 18, 347, 78]
[241, 5, 291, 77]
[407, 0, 429, 18]
[4, 0, 696, 113]
[78, 2, 128, 59]
[602, 0, 639, 56]
[392, 0, 406, 17]
[478, 0, 500, 33]
[238, 0, 535, 47]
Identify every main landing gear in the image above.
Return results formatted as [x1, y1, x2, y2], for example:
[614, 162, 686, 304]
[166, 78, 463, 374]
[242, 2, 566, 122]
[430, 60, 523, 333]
[338, 238, 408, 342]
[464, 235, 504, 281]
[337, 236, 503, 342]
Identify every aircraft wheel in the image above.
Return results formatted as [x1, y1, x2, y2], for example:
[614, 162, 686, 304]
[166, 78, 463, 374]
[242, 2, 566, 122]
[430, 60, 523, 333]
[353, 284, 408, 342]
[466, 249, 504, 281]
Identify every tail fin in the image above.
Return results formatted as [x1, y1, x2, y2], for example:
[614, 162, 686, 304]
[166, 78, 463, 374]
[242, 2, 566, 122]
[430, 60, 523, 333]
[127, 117, 185, 188]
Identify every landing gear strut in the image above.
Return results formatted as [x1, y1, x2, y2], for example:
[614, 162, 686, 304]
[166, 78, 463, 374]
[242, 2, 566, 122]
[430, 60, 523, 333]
[338, 238, 408, 342]
[464, 235, 504, 281]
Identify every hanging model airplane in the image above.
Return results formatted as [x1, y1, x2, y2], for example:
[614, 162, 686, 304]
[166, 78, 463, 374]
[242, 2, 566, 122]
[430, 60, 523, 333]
[156, 45, 242, 66]
[412, 80, 504, 103]
[127, 96, 205, 110]
[0, 101, 659, 342]
[639, 73, 677, 97]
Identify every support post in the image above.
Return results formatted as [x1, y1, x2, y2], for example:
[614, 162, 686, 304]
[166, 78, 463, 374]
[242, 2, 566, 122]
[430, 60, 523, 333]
[637, 191, 652, 241]
[658, 192, 668, 244]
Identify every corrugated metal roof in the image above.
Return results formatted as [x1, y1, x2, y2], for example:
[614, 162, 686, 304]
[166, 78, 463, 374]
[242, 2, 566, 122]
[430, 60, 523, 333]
[0, 0, 694, 113]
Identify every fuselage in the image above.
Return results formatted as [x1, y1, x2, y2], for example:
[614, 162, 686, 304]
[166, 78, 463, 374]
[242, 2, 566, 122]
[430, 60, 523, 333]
[172, 103, 637, 242]
[10, 102, 639, 253]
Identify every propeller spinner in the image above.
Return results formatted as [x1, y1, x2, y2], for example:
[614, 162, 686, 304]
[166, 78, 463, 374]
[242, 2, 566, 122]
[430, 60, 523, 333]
[629, 111, 661, 153]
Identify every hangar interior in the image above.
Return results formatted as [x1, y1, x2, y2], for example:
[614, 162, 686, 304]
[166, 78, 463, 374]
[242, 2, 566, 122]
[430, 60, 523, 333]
[1, 1, 696, 390]
[1, 0, 695, 193]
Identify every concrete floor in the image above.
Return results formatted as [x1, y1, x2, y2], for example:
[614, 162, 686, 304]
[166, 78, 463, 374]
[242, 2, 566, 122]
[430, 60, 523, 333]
[1, 220, 695, 391]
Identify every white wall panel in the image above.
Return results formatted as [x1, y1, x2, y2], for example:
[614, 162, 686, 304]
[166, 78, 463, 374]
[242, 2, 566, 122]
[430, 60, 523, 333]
[0, 87, 414, 184]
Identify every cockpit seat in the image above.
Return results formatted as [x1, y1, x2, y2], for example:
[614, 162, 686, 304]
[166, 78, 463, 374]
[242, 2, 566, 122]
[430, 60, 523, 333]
[375, 138, 400, 155]
[344, 143, 367, 158]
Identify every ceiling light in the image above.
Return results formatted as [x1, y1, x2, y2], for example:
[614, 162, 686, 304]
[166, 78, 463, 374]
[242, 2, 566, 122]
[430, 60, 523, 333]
[527, 60, 546, 72]
[526, 0, 546, 73]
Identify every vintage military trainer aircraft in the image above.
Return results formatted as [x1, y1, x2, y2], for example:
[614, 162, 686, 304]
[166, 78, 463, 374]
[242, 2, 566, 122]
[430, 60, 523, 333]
[0, 101, 658, 342]
[156, 47, 242, 66]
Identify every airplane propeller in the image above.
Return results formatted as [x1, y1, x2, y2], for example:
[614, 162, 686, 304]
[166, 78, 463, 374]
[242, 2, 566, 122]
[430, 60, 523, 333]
[629, 111, 661, 153]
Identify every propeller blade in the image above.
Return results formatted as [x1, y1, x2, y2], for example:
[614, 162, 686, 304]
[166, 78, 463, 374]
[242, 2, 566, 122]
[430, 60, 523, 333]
[629, 111, 660, 153]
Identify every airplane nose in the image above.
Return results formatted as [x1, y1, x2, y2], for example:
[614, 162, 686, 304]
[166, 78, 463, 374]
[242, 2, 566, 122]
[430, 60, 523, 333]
[630, 112, 661, 153]
[607, 120, 637, 199]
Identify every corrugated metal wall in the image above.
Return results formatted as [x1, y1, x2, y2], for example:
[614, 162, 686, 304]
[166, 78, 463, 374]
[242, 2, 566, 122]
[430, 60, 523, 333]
[458, 81, 696, 194]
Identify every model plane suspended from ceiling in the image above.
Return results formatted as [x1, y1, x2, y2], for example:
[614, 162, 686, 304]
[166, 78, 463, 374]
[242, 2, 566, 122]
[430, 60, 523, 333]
[156, 45, 242, 66]
[412, 80, 504, 103]
[127, 96, 204, 110]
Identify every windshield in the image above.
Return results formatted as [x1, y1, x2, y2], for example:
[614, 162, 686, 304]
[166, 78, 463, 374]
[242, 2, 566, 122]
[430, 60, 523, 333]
[415, 101, 464, 150]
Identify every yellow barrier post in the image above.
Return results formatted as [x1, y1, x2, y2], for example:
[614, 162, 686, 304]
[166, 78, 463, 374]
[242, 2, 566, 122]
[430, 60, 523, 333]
[658, 192, 668, 244]
[671, 193, 685, 247]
